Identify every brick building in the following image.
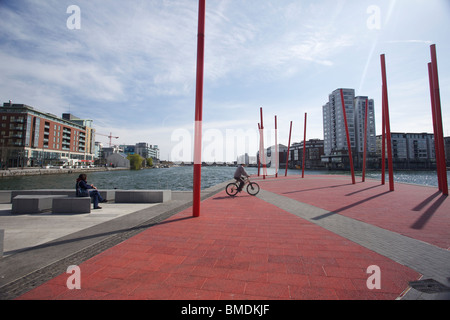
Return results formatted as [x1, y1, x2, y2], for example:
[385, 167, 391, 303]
[0, 102, 95, 168]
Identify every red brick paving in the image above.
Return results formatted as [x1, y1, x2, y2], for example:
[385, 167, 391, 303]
[16, 175, 433, 300]
[258, 175, 450, 249]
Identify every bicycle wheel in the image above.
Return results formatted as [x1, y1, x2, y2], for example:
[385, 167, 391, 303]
[246, 182, 260, 196]
[226, 183, 239, 197]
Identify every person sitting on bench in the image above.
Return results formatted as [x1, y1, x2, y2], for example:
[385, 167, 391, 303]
[76, 174, 107, 209]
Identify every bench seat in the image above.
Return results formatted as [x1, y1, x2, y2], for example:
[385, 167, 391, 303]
[52, 197, 91, 214]
[11, 195, 69, 214]
[10, 189, 116, 203]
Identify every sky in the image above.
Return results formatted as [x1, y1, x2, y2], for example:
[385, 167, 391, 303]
[0, 0, 449, 162]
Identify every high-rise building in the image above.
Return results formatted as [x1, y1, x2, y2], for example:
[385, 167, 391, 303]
[322, 89, 376, 169]
[354, 96, 376, 154]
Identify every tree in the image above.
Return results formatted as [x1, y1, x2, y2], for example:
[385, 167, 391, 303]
[147, 157, 154, 167]
[127, 154, 144, 170]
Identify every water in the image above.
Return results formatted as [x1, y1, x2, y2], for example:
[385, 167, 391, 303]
[0, 166, 254, 191]
[0, 166, 447, 191]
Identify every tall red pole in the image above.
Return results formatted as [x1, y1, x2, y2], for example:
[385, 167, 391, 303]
[260, 108, 267, 179]
[381, 98, 386, 185]
[257, 123, 261, 176]
[285, 121, 292, 176]
[302, 113, 307, 178]
[428, 63, 442, 191]
[430, 44, 448, 195]
[362, 99, 369, 182]
[340, 89, 356, 184]
[192, 0, 206, 217]
[381, 54, 394, 191]
[275, 115, 278, 178]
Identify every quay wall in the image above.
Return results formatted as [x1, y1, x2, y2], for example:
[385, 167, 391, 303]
[0, 167, 128, 178]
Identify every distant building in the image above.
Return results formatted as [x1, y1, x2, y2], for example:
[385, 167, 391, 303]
[106, 152, 130, 168]
[256, 144, 288, 169]
[376, 132, 436, 169]
[119, 143, 160, 160]
[148, 145, 160, 160]
[101, 145, 123, 160]
[288, 139, 325, 169]
[0, 102, 95, 168]
[322, 89, 376, 169]
[237, 153, 257, 165]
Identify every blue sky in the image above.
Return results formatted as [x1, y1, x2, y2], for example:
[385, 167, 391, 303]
[1, 0, 449, 162]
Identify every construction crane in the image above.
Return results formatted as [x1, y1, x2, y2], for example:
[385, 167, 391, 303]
[97, 132, 119, 146]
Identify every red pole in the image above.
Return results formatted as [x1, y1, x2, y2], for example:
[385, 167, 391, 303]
[428, 62, 442, 191]
[302, 113, 307, 178]
[275, 115, 278, 178]
[257, 123, 261, 177]
[430, 44, 448, 195]
[260, 108, 267, 179]
[339, 89, 355, 184]
[285, 121, 292, 176]
[192, 0, 206, 217]
[381, 97, 385, 185]
[362, 99, 369, 182]
[381, 54, 394, 191]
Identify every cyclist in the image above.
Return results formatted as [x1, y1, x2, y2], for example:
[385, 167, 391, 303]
[234, 163, 250, 193]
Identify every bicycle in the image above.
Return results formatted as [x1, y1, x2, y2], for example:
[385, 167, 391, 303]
[226, 177, 260, 197]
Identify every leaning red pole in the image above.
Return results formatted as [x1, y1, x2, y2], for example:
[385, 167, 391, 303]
[302, 113, 307, 178]
[362, 99, 368, 182]
[339, 89, 355, 184]
[285, 121, 292, 176]
[430, 44, 448, 195]
[428, 63, 442, 191]
[260, 107, 267, 179]
[380, 54, 394, 191]
[381, 98, 386, 185]
[192, 0, 206, 217]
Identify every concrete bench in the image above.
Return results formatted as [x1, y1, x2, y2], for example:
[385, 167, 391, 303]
[115, 190, 171, 203]
[52, 197, 91, 214]
[0, 229, 4, 258]
[11, 190, 75, 203]
[0, 191, 11, 204]
[10, 189, 116, 203]
[11, 195, 69, 214]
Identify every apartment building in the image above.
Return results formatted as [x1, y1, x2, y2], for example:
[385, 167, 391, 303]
[376, 132, 436, 169]
[120, 143, 160, 160]
[322, 89, 376, 169]
[288, 139, 325, 169]
[0, 102, 95, 168]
